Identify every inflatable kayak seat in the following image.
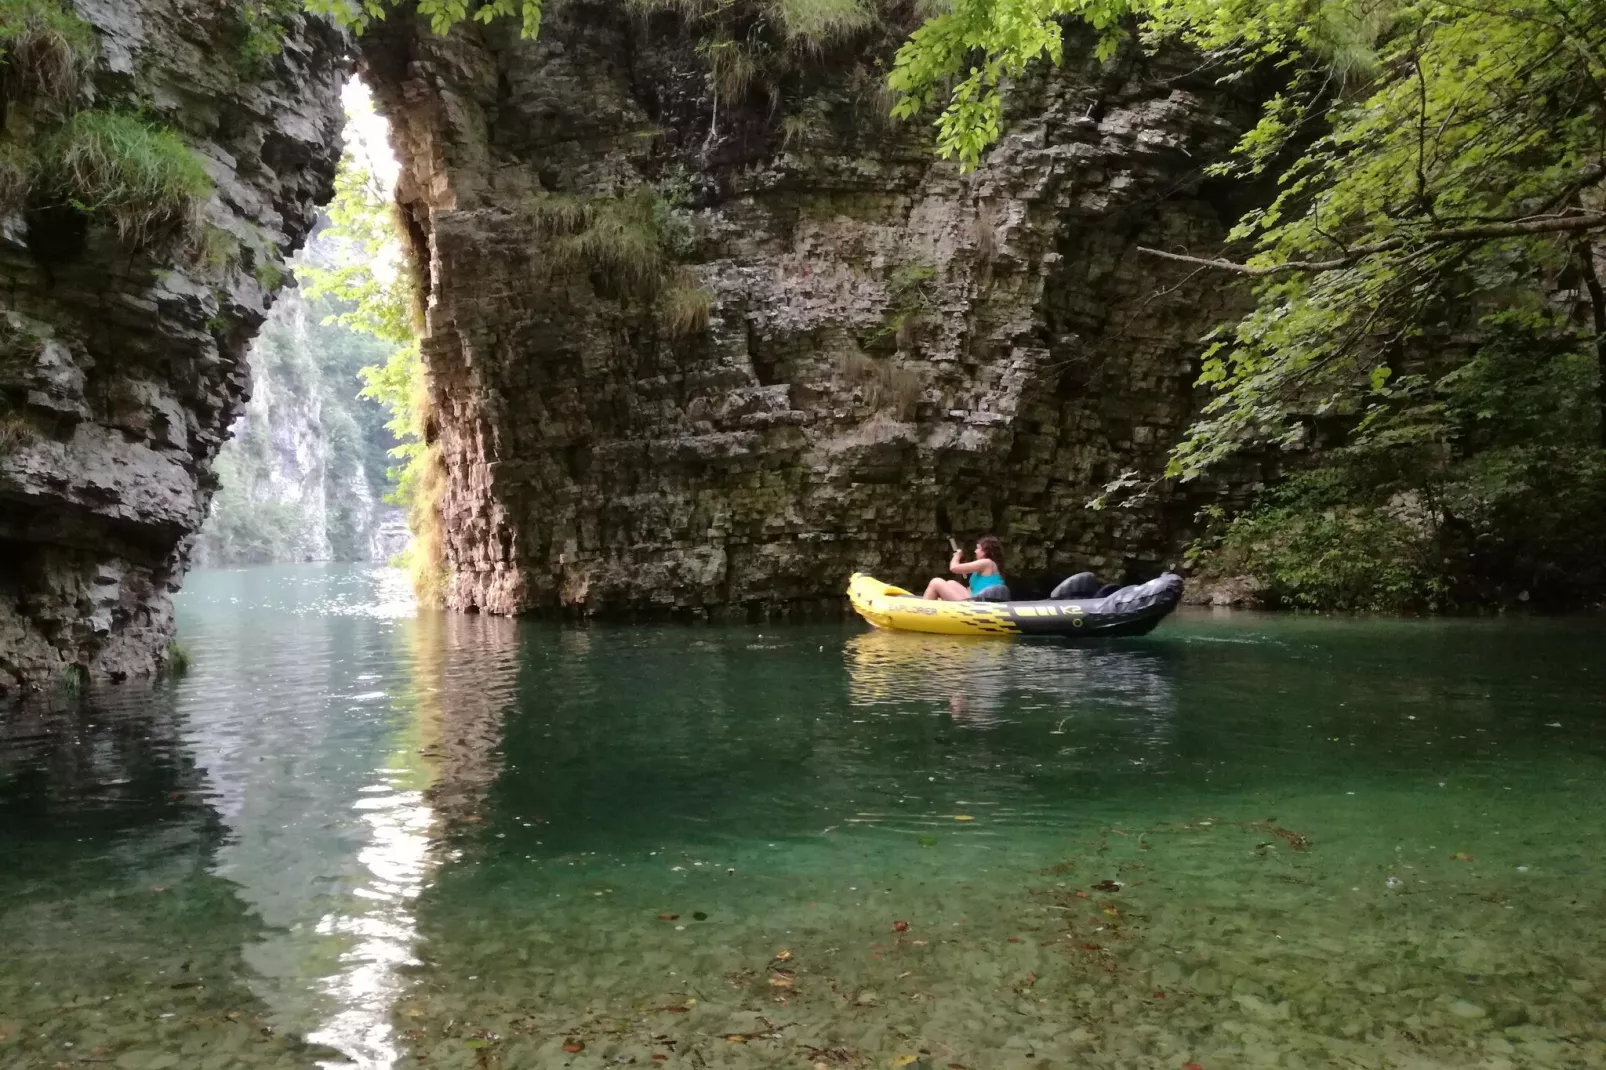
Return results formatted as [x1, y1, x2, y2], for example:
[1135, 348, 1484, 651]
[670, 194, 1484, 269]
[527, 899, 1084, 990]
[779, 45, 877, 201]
[1049, 571, 1123, 600]
[1050, 571, 1101, 599]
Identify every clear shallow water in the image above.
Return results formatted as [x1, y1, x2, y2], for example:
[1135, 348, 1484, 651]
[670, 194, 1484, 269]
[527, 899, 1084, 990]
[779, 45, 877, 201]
[2, 566, 1605, 1070]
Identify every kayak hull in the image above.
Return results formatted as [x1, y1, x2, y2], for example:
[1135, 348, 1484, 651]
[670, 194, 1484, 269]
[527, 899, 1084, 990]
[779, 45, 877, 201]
[847, 572, 1184, 638]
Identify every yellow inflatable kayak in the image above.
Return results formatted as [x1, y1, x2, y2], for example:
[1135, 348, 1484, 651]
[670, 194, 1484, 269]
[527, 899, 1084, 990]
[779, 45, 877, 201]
[847, 572, 1184, 638]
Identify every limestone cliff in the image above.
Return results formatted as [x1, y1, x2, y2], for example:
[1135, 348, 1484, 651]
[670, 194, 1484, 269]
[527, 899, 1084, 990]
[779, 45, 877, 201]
[195, 284, 401, 567]
[0, 2, 346, 693]
[361, 5, 1255, 616]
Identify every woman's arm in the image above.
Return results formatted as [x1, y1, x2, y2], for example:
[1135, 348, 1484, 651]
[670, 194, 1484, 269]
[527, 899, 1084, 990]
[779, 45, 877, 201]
[950, 557, 995, 576]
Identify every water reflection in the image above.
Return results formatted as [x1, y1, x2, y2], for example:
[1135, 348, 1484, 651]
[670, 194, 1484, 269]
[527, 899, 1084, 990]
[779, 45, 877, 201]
[845, 627, 1178, 744]
[0, 686, 197, 840]
[848, 628, 1174, 707]
[160, 567, 413, 1066]
[415, 612, 520, 826]
[312, 610, 519, 1067]
[309, 773, 432, 1069]
[135, 566, 517, 1068]
[0, 671, 303, 1067]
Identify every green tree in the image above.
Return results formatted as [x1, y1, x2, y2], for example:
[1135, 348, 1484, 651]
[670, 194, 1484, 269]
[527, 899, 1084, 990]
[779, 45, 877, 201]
[297, 139, 443, 600]
[888, 0, 1606, 474]
[303, 0, 544, 37]
[886, 0, 1131, 167]
[889, 0, 1606, 606]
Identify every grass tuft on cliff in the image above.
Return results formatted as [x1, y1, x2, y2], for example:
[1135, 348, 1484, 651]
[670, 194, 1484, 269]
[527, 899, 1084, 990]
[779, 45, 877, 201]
[0, 409, 37, 457]
[661, 274, 714, 338]
[0, 4, 215, 255]
[560, 189, 668, 298]
[57, 661, 87, 696]
[533, 187, 694, 301]
[697, 35, 761, 105]
[190, 221, 242, 274]
[0, 140, 34, 215]
[405, 441, 449, 606]
[228, 0, 302, 77]
[781, 97, 832, 148]
[527, 193, 591, 239]
[356, 340, 451, 606]
[635, 0, 877, 49]
[37, 110, 212, 249]
[774, 0, 875, 49]
[640, 0, 892, 105]
[842, 350, 923, 420]
[389, 200, 431, 332]
[880, 260, 936, 349]
[0, 0, 96, 113]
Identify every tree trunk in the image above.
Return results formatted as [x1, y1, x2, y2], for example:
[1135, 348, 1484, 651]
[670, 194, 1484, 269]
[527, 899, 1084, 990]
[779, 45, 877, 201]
[1577, 241, 1606, 448]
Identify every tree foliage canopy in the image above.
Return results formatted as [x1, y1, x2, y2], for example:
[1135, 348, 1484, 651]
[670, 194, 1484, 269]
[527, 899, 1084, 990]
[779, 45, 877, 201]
[886, 0, 1131, 166]
[304, 0, 544, 38]
[1165, 0, 1606, 480]
[889, 0, 1606, 488]
[300, 151, 414, 347]
[295, 114, 441, 596]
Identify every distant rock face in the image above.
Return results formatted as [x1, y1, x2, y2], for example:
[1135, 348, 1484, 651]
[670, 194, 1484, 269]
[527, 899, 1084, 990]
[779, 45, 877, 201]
[362, 5, 1255, 616]
[0, 2, 346, 693]
[193, 284, 399, 568]
[369, 508, 412, 563]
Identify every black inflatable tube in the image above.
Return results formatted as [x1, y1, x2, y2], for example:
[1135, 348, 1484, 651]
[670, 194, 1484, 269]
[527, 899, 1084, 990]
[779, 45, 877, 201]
[973, 572, 1185, 638]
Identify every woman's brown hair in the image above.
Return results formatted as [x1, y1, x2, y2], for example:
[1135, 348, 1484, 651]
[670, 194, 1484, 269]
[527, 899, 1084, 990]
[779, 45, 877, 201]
[976, 534, 1004, 569]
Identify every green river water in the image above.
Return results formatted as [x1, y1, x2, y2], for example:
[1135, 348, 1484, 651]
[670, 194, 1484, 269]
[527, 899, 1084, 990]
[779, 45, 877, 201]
[1, 564, 1604, 1070]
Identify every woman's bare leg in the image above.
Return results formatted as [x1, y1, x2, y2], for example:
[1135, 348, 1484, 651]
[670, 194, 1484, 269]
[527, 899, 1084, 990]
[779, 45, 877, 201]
[924, 578, 970, 601]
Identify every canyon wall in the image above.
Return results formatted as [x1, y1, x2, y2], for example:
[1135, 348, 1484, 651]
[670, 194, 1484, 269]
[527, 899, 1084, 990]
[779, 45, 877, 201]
[195, 285, 404, 568]
[362, 4, 1256, 617]
[0, 2, 346, 693]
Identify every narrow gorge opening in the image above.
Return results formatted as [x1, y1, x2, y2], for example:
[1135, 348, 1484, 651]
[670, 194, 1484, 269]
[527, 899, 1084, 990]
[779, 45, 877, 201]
[196, 80, 413, 571]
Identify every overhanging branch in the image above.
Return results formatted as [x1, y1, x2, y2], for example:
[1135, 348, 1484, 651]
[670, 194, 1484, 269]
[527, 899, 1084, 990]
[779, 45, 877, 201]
[1138, 212, 1606, 277]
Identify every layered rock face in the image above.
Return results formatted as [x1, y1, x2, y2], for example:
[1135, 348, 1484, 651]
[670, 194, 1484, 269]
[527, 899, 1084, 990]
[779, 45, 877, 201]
[364, 6, 1253, 616]
[0, 3, 345, 692]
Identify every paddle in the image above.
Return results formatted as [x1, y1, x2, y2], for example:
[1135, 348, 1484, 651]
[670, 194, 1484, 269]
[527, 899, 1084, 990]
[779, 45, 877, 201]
[936, 503, 960, 557]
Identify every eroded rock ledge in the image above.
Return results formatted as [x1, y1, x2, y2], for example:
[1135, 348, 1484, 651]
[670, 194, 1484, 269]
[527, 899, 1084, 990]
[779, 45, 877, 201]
[363, 4, 1255, 617]
[0, 2, 345, 693]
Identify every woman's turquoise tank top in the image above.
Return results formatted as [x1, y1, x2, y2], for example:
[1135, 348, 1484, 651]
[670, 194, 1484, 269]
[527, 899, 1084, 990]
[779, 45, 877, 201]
[968, 571, 1005, 596]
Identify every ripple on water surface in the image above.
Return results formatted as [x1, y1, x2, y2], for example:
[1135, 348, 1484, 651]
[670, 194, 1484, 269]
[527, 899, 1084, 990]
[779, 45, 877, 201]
[1, 564, 1604, 1070]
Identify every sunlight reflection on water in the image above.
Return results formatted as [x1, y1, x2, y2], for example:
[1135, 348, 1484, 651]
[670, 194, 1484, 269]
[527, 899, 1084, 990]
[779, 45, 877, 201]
[309, 779, 432, 1069]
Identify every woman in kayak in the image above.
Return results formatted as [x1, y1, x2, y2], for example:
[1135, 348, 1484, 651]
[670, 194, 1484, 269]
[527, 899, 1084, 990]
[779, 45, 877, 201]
[923, 535, 1006, 601]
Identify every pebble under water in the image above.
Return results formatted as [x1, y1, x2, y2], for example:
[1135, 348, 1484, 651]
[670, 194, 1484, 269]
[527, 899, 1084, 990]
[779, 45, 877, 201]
[1, 564, 1604, 1070]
